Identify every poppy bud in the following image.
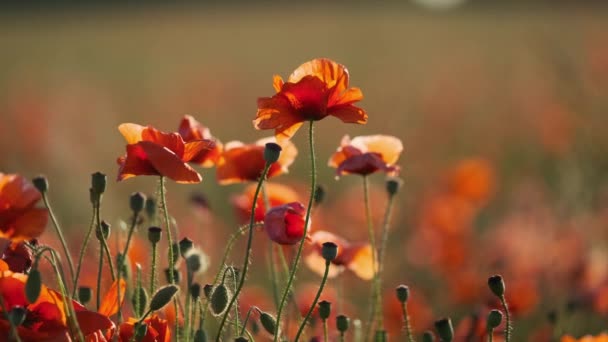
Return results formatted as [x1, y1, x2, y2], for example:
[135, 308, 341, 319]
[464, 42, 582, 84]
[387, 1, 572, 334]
[434, 318, 454, 342]
[9, 306, 27, 326]
[259, 310, 277, 336]
[396, 285, 410, 303]
[132, 286, 148, 318]
[314, 185, 326, 205]
[134, 322, 148, 341]
[375, 330, 387, 342]
[150, 284, 179, 311]
[32, 175, 48, 193]
[210, 284, 230, 316]
[488, 275, 505, 297]
[422, 331, 436, 342]
[190, 283, 201, 299]
[91, 172, 106, 198]
[487, 309, 503, 330]
[164, 268, 181, 284]
[194, 329, 207, 342]
[386, 177, 403, 196]
[179, 237, 194, 257]
[25, 268, 42, 303]
[321, 242, 338, 262]
[318, 300, 331, 320]
[145, 197, 157, 219]
[336, 314, 349, 332]
[203, 284, 213, 299]
[264, 202, 307, 245]
[264, 143, 282, 164]
[96, 220, 111, 241]
[130, 192, 146, 214]
[148, 226, 162, 244]
[78, 286, 93, 305]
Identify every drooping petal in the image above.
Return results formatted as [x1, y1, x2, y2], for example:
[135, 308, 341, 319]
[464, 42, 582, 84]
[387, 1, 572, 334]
[216, 144, 266, 185]
[329, 86, 364, 107]
[329, 104, 368, 125]
[255, 96, 305, 142]
[75, 310, 114, 337]
[0, 174, 41, 210]
[138, 141, 202, 183]
[98, 279, 127, 317]
[118, 123, 145, 144]
[116, 145, 159, 181]
[336, 153, 395, 176]
[8, 207, 48, 241]
[304, 251, 344, 279]
[350, 135, 403, 164]
[141, 128, 185, 159]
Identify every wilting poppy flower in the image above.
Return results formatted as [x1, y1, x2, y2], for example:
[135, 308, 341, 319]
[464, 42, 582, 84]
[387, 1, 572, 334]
[0, 173, 48, 241]
[116, 123, 216, 183]
[1, 241, 34, 273]
[254, 58, 368, 141]
[328, 135, 403, 177]
[232, 183, 300, 223]
[264, 202, 307, 245]
[216, 137, 297, 185]
[177, 115, 223, 167]
[561, 334, 608, 342]
[116, 315, 170, 342]
[304, 230, 376, 280]
[0, 270, 113, 340]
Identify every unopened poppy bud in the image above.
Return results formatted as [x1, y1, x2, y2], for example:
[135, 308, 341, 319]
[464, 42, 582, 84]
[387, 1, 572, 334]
[375, 330, 387, 342]
[422, 331, 436, 342]
[386, 177, 403, 196]
[132, 286, 148, 318]
[134, 322, 148, 341]
[336, 314, 349, 332]
[96, 220, 111, 240]
[488, 275, 505, 297]
[78, 286, 93, 305]
[321, 242, 338, 261]
[130, 192, 146, 213]
[314, 185, 326, 205]
[259, 310, 277, 336]
[91, 172, 107, 197]
[203, 284, 213, 299]
[190, 283, 201, 299]
[434, 318, 454, 342]
[396, 285, 410, 303]
[148, 226, 162, 244]
[210, 284, 230, 316]
[32, 175, 48, 193]
[318, 300, 331, 320]
[179, 237, 194, 257]
[145, 197, 157, 218]
[150, 284, 179, 311]
[164, 268, 181, 283]
[9, 306, 27, 326]
[25, 269, 42, 303]
[264, 142, 282, 164]
[193, 329, 206, 342]
[487, 309, 503, 330]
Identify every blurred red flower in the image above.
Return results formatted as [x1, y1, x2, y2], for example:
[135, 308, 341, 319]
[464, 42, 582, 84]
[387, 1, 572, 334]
[0, 173, 48, 242]
[232, 183, 300, 223]
[177, 115, 223, 167]
[264, 202, 307, 245]
[116, 315, 170, 342]
[116, 123, 215, 183]
[328, 135, 402, 177]
[254, 58, 367, 141]
[561, 333, 608, 342]
[216, 138, 297, 185]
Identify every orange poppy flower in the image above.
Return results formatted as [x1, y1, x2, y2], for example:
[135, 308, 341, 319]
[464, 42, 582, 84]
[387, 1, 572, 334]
[254, 58, 368, 141]
[304, 230, 376, 280]
[328, 135, 403, 177]
[116, 315, 170, 342]
[177, 115, 223, 167]
[561, 334, 608, 342]
[0, 270, 113, 341]
[231, 183, 300, 223]
[0, 173, 48, 241]
[216, 137, 297, 185]
[116, 123, 216, 183]
[264, 202, 308, 245]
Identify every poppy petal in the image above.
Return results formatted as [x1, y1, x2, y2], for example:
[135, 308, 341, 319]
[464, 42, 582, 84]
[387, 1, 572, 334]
[288, 58, 349, 94]
[183, 140, 216, 163]
[304, 252, 344, 279]
[272, 75, 284, 92]
[350, 135, 403, 164]
[0, 174, 41, 210]
[255, 96, 305, 142]
[141, 128, 185, 159]
[8, 207, 48, 241]
[118, 123, 145, 144]
[330, 87, 364, 107]
[138, 141, 202, 183]
[216, 145, 266, 185]
[98, 279, 127, 317]
[76, 310, 114, 336]
[345, 244, 376, 280]
[329, 104, 368, 125]
[116, 144, 159, 181]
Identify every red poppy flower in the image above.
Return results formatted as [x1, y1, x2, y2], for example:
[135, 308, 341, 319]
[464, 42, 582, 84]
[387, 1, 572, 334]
[0, 270, 113, 341]
[1, 241, 34, 273]
[231, 183, 300, 223]
[304, 230, 376, 280]
[254, 58, 368, 141]
[177, 115, 223, 167]
[116, 123, 216, 183]
[561, 333, 608, 342]
[328, 135, 403, 177]
[264, 202, 307, 245]
[216, 137, 297, 185]
[0, 173, 48, 241]
[116, 315, 170, 342]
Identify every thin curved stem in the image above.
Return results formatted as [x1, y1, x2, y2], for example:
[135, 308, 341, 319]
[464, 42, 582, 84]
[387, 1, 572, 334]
[375, 193, 396, 329]
[117, 213, 139, 323]
[215, 164, 271, 341]
[96, 247, 103, 310]
[500, 296, 512, 342]
[400, 302, 414, 342]
[294, 260, 330, 341]
[149, 242, 158, 295]
[41, 193, 76, 286]
[363, 175, 379, 341]
[73, 207, 97, 297]
[275, 120, 317, 342]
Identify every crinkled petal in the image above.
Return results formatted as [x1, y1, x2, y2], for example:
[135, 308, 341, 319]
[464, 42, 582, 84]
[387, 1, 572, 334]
[288, 58, 349, 94]
[141, 128, 185, 159]
[118, 123, 145, 144]
[182, 140, 216, 163]
[329, 104, 368, 125]
[350, 135, 403, 164]
[138, 141, 202, 183]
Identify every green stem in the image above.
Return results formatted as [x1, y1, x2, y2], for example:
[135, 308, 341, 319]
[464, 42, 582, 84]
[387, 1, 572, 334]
[323, 319, 329, 342]
[149, 242, 158, 295]
[362, 175, 379, 341]
[275, 120, 317, 342]
[41, 192, 76, 287]
[239, 307, 255, 337]
[487, 328, 494, 342]
[117, 213, 139, 324]
[96, 247, 103, 310]
[73, 207, 97, 298]
[268, 244, 280, 310]
[375, 193, 396, 330]
[185, 269, 192, 342]
[400, 302, 414, 342]
[294, 260, 330, 342]
[500, 296, 512, 342]
[95, 202, 115, 281]
[215, 164, 271, 341]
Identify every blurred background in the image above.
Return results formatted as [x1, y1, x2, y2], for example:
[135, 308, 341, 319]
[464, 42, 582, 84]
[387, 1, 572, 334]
[1, 1, 607, 339]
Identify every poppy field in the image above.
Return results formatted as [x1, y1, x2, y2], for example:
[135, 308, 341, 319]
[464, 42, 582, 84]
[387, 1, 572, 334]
[1, 4, 608, 342]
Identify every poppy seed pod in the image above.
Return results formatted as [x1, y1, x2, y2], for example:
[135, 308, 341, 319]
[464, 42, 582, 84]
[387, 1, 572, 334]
[234, 337, 248, 342]
[396, 285, 410, 303]
[264, 142, 282, 164]
[203, 284, 213, 299]
[164, 268, 181, 284]
[318, 300, 331, 320]
[78, 286, 93, 305]
[91, 172, 107, 197]
[190, 283, 201, 299]
[488, 275, 505, 297]
[32, 175, 48, 193]
[422, 331, 436, 342]
[264, 202, 307, 245]
[321, 242, 338, 262]
[185, 248, 210, 275]
[487, 309, 503, 330]
[147, 226, 162, 244]
[336, 314, 349, 332]
[386, 177, 403, 196]
[434, 318, 454, 342]
[130, 192, 146, 213]
[96, 220, 111, 241]
[179, 237, 194, 257]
